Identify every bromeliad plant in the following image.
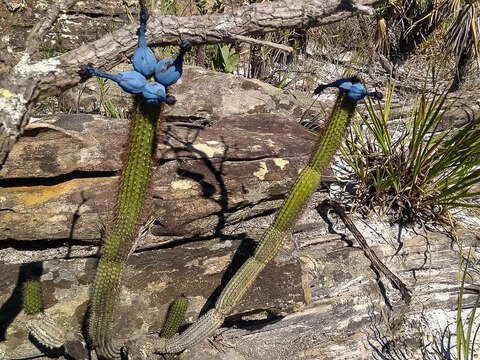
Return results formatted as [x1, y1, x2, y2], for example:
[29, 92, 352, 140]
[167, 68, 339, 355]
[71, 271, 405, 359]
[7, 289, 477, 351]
[342, 81, 480, 223]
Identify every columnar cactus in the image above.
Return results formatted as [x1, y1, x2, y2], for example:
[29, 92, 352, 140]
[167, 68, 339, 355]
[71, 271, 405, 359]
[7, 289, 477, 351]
[23, 280, 43, 315]
[155, 77, 383, 354]
[86, 7, 185, 358]
[88, 97, 162, 359]
[160, 297, 188, 339]
[23, 280, 66, 350]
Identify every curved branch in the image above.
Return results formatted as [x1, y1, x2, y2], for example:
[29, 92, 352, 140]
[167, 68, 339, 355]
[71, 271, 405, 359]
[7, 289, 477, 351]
[0, 0, 379, 166]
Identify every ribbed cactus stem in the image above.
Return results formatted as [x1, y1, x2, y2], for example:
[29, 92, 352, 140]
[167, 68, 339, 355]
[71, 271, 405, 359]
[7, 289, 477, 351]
[26, 313, 66, 349]
[88, 97, 160, 358]
[217, 93, 355, 313]
[23, 280, 43, 315]
[157, 92, 358, 353]
[160, 297, 188, 339]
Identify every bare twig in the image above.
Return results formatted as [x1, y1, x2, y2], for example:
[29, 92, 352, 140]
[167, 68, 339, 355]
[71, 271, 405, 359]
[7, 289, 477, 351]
[230, 34, 294, 53]
[25, 0, 80, 55]
[321, 199, 412, 304]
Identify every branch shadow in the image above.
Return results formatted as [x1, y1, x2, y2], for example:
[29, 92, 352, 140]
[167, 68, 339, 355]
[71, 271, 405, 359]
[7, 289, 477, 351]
[159, 123, 283, 329]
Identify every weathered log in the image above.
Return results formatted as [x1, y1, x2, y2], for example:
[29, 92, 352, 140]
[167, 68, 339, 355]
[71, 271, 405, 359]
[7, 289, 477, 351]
[0, 0, 378, 166]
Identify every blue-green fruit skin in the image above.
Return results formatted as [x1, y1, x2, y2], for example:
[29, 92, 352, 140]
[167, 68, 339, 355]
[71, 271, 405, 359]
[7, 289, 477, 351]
[116, 71, 148, 94]
[84, 65, 147, 94]
[132, 10, 156, 78]
[142, 82, 167, 104]
[347, 83, 368, 101]
[133, 48, 156, 78]
[154, 40, 192, 87]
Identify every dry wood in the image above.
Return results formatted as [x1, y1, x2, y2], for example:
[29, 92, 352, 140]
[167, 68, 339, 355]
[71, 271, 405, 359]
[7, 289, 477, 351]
[230, 34, 293, 53]
[0, 0, 378, 167]
[320, 199, 412, 304]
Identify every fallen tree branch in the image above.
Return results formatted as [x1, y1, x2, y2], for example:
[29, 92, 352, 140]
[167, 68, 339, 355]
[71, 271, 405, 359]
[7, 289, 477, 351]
[230, 34, 293, 53]
[25, 0, 80, 55]
[0, 0, 379, 167]
[319, 199, 412, 304]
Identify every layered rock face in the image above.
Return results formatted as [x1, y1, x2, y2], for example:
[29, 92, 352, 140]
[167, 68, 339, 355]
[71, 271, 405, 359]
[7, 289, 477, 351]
[1, 44, 479, 360]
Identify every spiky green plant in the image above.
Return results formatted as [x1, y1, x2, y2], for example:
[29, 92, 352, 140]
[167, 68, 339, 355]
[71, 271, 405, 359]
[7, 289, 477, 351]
[23, 281, 43, 315]
[88, 97, 161, 359]
[155, 78, 379, 354]
[160, 297, 188, 339]
[456, 249, 480, 360]
[23, 280, 67, 350]
[342, 81, 480, 222]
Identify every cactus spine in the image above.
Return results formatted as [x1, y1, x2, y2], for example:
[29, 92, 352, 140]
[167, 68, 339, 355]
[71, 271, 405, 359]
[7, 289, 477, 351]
[88, 98, 160, 358]
[23, 280, 43, 315]
[161, 297, 188, 339]
[157, 90, 361, 354]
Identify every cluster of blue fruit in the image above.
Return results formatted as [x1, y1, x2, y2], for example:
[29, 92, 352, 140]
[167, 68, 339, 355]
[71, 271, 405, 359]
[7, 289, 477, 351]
[82, 7, 381, 106]
[83, 7, 191, 105]
[314, 77, 383, 102]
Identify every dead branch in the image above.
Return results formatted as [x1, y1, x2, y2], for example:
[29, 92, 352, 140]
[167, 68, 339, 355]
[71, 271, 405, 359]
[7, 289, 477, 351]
[0, 0, 379, 167]
[230, 34, 293, 53]
[320, 199, 412, 304]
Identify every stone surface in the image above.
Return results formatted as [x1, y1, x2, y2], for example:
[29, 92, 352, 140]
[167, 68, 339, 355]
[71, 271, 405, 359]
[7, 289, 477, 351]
[175, 220, 480, 360]
[0, 111, 329, 244]
[1, 12, 480, 357]
[0, 0, 132, 73]
[0, 238, 304, 359]
[58, 65, 323, 124]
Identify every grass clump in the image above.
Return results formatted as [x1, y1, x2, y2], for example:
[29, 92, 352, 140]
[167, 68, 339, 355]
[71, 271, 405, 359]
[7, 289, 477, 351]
[455, 249, 480, 360]
[342, 81, 480, 223]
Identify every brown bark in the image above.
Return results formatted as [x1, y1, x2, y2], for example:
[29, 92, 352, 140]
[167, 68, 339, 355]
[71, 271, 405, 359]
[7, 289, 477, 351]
[0, 0, 378, 167]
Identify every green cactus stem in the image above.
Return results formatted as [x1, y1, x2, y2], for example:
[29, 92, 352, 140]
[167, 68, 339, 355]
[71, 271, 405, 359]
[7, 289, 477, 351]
[23, 276, 67, 350]
[88, 97, 161, 359]
[156, 87, 365, 354]
[160, 297, 188, 339]
[23, 280, 43, 315]
[26, 313, 66, 350]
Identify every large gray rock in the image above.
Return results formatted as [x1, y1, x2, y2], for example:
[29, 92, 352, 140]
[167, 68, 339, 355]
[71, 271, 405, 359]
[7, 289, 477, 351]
[1, 66, 479, 360]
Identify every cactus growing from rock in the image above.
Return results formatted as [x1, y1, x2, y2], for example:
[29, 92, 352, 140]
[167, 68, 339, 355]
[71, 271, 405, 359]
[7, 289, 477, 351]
[88, 97, 162, 358]
[154, 78, 383, 354]
[23, 280, 43, 315]
[160, 297, 188, 339]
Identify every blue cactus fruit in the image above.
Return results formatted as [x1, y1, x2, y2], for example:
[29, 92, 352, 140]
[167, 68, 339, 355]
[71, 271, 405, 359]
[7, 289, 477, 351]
[141, 81, 176, 104]
[154, 40, 192, 87]
[84, 65, 147, 94]
[132, 7, 157, 77]
[314, 77, 382, 102]
[314, 77, 355, 95]
[347, 83, 383, 101]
